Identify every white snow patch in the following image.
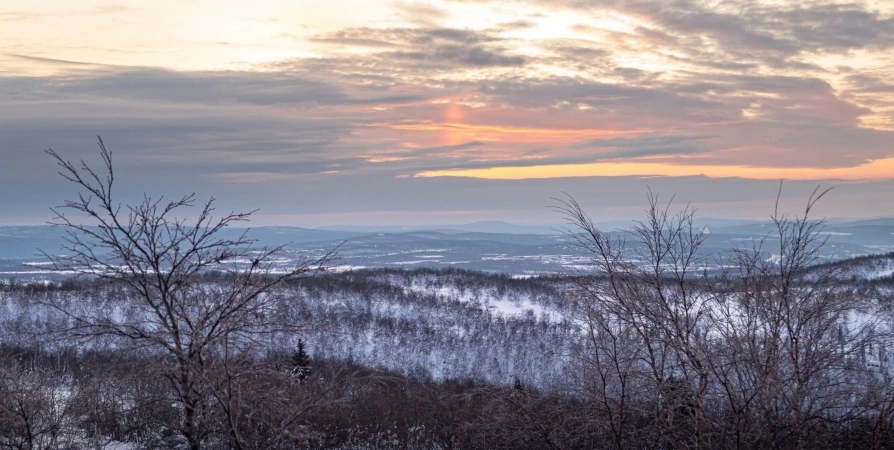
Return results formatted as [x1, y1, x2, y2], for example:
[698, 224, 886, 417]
[328, 265, 367, 273]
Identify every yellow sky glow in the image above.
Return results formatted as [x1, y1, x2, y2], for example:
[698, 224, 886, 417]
[415, 157, 894, 181]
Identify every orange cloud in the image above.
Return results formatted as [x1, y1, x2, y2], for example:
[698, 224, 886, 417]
[390, 121, 649, 143]
[443, 103, 465, 145]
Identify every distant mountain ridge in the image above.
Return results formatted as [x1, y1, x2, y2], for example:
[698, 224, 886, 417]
[317, 220, 561, 235]
[1, 218, 893, 277]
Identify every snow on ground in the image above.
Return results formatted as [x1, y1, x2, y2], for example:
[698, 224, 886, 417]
[328, 265, 368, 273]
[401, 278, 561, 322]
[868, 267, 894, 279]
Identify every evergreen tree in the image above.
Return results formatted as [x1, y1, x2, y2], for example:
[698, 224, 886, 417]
[290, 339, 311, 382]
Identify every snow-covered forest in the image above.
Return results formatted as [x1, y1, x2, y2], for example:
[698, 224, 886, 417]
[4, 255, 894, 449]
[0, 269, 577, 389]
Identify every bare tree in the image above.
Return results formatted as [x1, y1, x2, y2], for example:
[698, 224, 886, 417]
[556, 185, 881, 450]
[0, 355, 75, 450]
[40, 137, 336, 450]
[708, 185, 877, 449]
[557, 191, 714, 449]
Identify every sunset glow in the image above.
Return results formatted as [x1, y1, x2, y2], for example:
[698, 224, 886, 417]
[417, 157, 894, 181]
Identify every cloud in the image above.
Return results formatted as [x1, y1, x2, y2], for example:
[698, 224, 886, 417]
[0, 67, 443, 110]
[392, 44, 525, 67]
[578, 134, 713, 159]
[309, 27, 524, 68]
[844, 74, 894, 94]
[777, 4, 894, 52]
[309, 36, 400, 48]
[393, 2, 451, 27]
[7, 54, 99, 67]
[477, 78, 738, 125]
[518, 0, 894, 78]
[495, 19, 536, 30]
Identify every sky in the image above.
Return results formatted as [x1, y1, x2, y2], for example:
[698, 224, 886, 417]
[1, 0, 893, 226]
